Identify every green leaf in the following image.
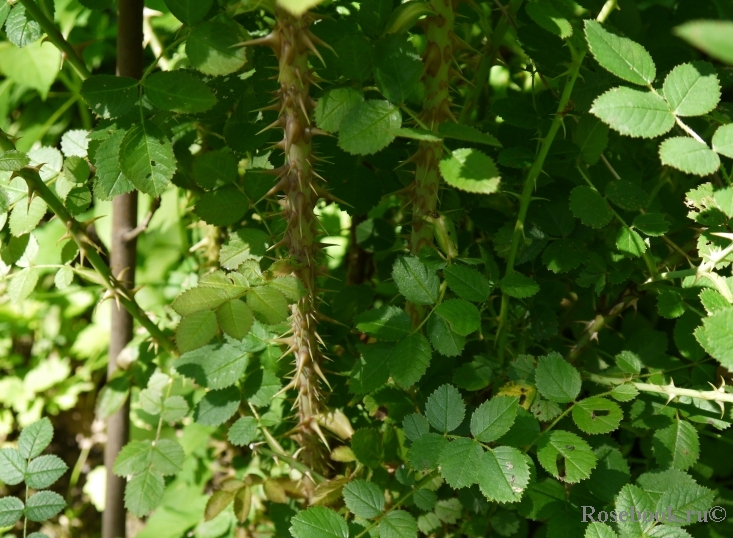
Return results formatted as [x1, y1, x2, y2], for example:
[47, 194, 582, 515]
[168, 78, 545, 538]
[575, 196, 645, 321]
[63, 156, 90, 184]
[569, 186, 613, 229]
[402, 413, 430, 442]
[0, 496, 24, 528]
[359, 0, 392, 37]
[216, 300, 254, 341]
[351, 428, 383, 468]
[471, 395, 519, 442]
[389, 333, 431, 388]
[161, 395, 188, 422]
[19, 417, 54, 458]
[674, 21, 733, 66]
[477, 446, 530, 503]
[355, 305, 411, 341]
[351, 343, 391, 394]
[65, 186, 91, 216]
[0, 150, 30, 171]
[391, 127, 442, 142]
[172, 286, 230, 316]
[652, 419, 699, 471]
[342, 479, 385, 519]
[373, 34, 422, 104]
[573, 115, 609, 165]
[60, 129, 89, 158]
[572, 397, 623, 434]
[659, 137, 720, 176]
[425, 384, 465, 433]
[663, 61, 720, 117]
[80, 75, 138, 119]
[379, 510, 417, 538]
[176, 310, 218, 353]
[526, 2, 572, 39]
[713, 124, 733, 158]
[614, 484, 656, 537]
[542, 239, 584, 273]
[657, 290, 685, 319]
[610, 383, 639, 402]
[615, 350, 642, 374]
[407, 433, 447, 470]
[186, 20, 248, 76]
[616, 227, 647, 258]
[0, 41, 61, 100]
[25, 491, 65, 522]
[96, 376, 130, 420]
[334, 33, 373, 82]
[392, 256, 439, 305]
[246, 286, 289, 325]
[584, 21, 656, 85]
[290, 506, 349, 538]
[164, 0, 214, 26]
[439, 438, 483, 489]
[93, 129, 135, 200]
[150, 439, 185, 476]
[499, 273, 540, 299]
[700, 288, 730, 315]
[535, 352, 581, 403]
[9, 197, 47, 237]
[144, 71, 217, 114]
[591, 87, 674, 139]
[5, 4, 42, 48]
[585, 522, 618, 538]
[634, 212, 670, 236]
[8, 267, 39, 303]
[700, 306, 733, 368]
[427, 314, 465, 357]
[195, 386, 240, 426]
[338, 100, 401, 155]
[437, 123, 501, 147]
[536, 430, 597, 483]
[439, 148, 501, 194]
[173, 342, 249, 390]
[193, 150, 238, 190]
[24, 455, 68, 489]
[114, 441, 152, 476]
[605, 180, 647, 211]
[119, 121, 176, 196]
[433, 299, 480, 336]
[228, 416, 258, 447]
[443, 264, 491, 302]
[124, 468, 165, 517]
[0, 448, 27, 485]
[220, 228, 269, 268]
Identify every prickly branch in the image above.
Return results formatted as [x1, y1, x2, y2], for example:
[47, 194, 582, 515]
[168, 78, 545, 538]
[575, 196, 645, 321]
[241, 10, 332, 480]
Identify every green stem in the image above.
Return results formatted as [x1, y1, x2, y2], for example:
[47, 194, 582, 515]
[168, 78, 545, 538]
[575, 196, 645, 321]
[523, 403, 575, 453]
[17, 168, 175, 354]
[587, 373, 733, 405]
[257, 447, 326, 483]
[18, 0, 91, 79]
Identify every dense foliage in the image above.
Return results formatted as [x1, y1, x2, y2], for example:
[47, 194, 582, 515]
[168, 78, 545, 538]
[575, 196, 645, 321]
[2, 0, 733, 537]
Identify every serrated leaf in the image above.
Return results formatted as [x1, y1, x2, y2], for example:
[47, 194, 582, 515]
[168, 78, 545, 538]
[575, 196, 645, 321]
[542, 239, 584, 273]
[246, 286, 289, 325]
[439, 148, 501, 194]
[172, 286, 230, 316]
[176, 310, 218, 353]
[658, 483, 714, 526]
[315, 88, 364, 133]
[339, 100, 401, 155]
[634, 212, 669, 236]
[373, 34, 422, 104]
[569, 185, 613, 228]
[392, 256, 439, 305]
[477, 446, 530, 503]
[499, 273, 540, 298]
[379, 510, 417, 538]
[204, 490, 234, 522]
[535, 352, 581, 403]
[9, 197, 47, 237]
[438, 122, 501, 147]
[93, 129, 135, 200]
[659, 137, 720, 176]
[173, 342, 249, 390]
[25, 455, 68, 489]
[427, 313, 465, 357]
[124, 468, 165, 517]
[195, 386, 240, 426]
[355, 305, 411, 341]
[228, 416, 258, 447]
[342, 479, 384, 519]
[150, 439, 184, 476]
[5, 4, 42, 48]
[443, 264, 491, 302]
[591, 87, 674, 138]
[616, 227, 647, 258]
[8, 267, 39, 303]
[425, 384, 465, 433]
[433, 299, 480, 336]
[351, 343, 391, 394]
[0, 150, 30, 171]
[407, 433, 447, 470]
[0, 496, 24, 528]
[663, 61, 720, 117]
[144, 71, 217, 113]
[611, 383, 639, 402]
[60, 129, 89, 158]
[584, 21, 656, 85]
[526, 2, 572, 39]
[164, 0, 214, 26]
[471, 396, 519, 442]
[194, 185, 249, 225]
[269, 276, 306, 302]
[216, 300, 254, 340]
[674, 21, 733, 67]
[700, 309, 733, 368]
[652, 419, 699, 471]
[0, 41, 61, 100]
[572, 397, 623, 434]
[439, 438, 483, 489]
[186, 20, 248, 76]
[536, 430, 597, 483]
[290, 506, 349, 538]
[0, 448, 27, 485]
[81, 75, 138, 119]
[402, 413, 430, 442]
[119, 121, 176, 196]
[605, 180, 647, 210]
[25, 491, 65, 522]
[615, 484, 656, 536]
[573, 114, 609, 165]
[96, 376, 130, 420]
[161, 395, 188, 422]
[389, 333, 431, 388]
[585, 522, 618, 538]
[114, 441, 152, 476]
[19, 417, 53, 459]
